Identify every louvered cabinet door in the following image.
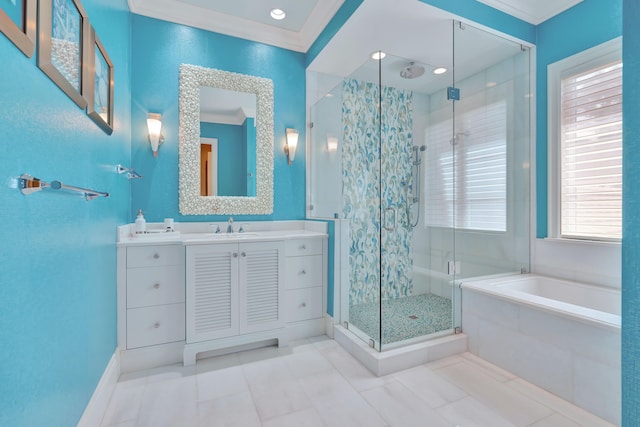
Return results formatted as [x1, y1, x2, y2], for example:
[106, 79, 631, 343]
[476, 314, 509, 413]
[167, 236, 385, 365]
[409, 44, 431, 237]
[186, 244, 239, 343]
[238, 241, 285, 334]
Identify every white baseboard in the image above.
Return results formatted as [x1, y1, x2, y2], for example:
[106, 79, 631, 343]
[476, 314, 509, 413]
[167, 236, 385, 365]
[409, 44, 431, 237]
[77, 350, 120, 427]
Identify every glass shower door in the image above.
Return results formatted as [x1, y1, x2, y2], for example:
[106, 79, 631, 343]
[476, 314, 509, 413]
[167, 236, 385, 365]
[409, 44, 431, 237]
[451, 21, 531, 288]
[334, 59, 385, 349]
[377, 36, 458, 350]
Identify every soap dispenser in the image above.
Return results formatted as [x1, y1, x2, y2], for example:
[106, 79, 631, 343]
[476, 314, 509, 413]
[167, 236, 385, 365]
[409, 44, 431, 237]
[135, 209, 147, 234]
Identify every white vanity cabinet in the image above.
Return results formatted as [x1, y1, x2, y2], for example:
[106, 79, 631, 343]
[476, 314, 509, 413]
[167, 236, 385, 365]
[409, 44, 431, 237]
[117, 221, 328, 372]
[284, 238, 324, 323]
[117, 243, 186, 372]
[183, 240, 286, 365]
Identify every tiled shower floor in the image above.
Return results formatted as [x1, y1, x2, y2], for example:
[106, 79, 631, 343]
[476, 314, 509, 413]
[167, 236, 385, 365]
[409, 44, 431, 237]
[349, 293, 452, 344]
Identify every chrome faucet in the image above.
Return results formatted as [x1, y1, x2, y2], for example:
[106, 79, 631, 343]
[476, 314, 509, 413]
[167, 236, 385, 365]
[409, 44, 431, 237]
[226, 217, 234, 233]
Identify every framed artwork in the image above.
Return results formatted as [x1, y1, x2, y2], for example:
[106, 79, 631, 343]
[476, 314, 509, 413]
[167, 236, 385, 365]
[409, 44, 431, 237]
[37, 0, 87, 108]
[0, 0, 36, 57]
[83, 23, 113, 134]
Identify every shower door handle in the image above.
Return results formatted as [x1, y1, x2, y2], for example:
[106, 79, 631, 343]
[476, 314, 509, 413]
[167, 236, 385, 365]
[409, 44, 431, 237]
[384, 207, 397, 231]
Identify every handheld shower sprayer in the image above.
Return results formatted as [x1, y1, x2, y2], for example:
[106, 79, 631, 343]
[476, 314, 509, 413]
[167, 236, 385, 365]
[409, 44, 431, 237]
[408, 145, 427, 228]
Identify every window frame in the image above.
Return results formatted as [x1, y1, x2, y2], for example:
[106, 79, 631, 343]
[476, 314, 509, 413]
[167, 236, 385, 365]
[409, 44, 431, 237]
[547, 37, 622, 243]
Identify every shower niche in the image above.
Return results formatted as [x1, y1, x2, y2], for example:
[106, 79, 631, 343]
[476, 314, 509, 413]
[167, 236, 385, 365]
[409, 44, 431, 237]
[307, 20, 531, 353]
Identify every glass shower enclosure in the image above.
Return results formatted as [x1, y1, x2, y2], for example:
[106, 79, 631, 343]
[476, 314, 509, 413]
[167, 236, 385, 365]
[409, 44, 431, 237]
[308, 21, 531, 351]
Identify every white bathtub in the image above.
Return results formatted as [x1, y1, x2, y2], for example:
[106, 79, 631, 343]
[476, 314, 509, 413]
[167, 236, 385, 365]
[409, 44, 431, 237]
[461, 274, 620, 425]
[462, 274, 620, 330]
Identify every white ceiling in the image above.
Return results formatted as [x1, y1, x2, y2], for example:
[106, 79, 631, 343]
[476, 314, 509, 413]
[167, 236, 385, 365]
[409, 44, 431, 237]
[128, 0, 585, 54]
[306, 0, 532, 102]
[127, 0, 345, 52]
[476, 0, 583, 25]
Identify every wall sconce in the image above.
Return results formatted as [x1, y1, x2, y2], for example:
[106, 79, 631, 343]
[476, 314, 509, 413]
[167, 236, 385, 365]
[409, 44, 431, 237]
[284, 128, 298, 165]
[327, 136, 339, 152]
[147, 113, 164, 157]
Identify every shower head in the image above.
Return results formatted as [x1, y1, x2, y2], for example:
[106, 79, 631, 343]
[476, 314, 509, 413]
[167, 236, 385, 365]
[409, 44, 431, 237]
[400, 62, 425, 79]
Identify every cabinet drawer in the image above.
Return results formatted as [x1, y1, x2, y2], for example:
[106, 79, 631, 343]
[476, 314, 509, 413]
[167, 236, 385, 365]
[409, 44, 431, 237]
[285, 287, 322, 322]
[285, 255, 322, 289]
[126, 303, 185, 349]
[286, 238, 322, 257]
[127, 266, 185, 308]
[127, 245, 183, 268]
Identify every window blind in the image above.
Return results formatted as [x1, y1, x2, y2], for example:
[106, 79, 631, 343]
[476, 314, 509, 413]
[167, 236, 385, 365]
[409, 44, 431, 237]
[560, 60, 622, 240]
[426, 99, 507, 232]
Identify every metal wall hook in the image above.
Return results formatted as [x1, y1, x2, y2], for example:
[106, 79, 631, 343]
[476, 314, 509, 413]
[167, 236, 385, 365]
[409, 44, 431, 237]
[116, 164, 142, 179]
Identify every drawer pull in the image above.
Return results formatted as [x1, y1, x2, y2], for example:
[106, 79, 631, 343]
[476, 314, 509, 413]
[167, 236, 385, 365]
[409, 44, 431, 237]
[241, 252, 246, 257]
[153, 283, 160, 289]
[300, 245, 306, 250]
[300, 269, 307, 275]
[153, 322, 160, 329]
[300, 302, 307, 308]
[153, 253, 160, 259]
[233, 252, 238, 258]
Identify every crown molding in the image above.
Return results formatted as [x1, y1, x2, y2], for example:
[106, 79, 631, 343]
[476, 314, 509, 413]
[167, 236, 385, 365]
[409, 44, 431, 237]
[299, 0, 345, 51]
[476, 0, 583, 25]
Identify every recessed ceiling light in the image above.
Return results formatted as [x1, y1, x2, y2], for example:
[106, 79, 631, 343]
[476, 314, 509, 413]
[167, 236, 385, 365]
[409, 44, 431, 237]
[270, 8, 286, 20]
[433, 67, 447, 75]
[371, 51, 386, 60]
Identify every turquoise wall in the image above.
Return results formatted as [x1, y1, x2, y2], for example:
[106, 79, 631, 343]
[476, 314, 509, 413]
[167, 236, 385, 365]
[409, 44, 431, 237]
[535, 0, 622, 237]
[0, 1, 131, 426]
[131, 15, 306, 223]
[622, 0, 640, 422]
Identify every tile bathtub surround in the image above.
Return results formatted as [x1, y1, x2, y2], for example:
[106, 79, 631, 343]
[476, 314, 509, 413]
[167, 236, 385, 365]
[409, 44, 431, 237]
[463, 289, 621, 425]
[99, 337, 615, 427]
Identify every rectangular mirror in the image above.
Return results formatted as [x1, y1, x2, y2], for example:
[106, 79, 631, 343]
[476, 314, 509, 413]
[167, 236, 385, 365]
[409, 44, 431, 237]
[179, 64, 273, 215]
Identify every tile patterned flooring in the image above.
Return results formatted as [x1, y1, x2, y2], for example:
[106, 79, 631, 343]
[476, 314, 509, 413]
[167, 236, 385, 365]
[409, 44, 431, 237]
[349, 293, 453, 344]
[100, 336, 616, 427]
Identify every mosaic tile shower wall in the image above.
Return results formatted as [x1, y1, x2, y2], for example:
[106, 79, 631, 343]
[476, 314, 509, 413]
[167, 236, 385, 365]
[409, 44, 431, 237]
[341, 78, 414, 306]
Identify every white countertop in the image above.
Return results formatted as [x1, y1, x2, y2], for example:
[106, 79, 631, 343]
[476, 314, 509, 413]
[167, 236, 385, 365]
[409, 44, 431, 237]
[117, 220, 328, 246]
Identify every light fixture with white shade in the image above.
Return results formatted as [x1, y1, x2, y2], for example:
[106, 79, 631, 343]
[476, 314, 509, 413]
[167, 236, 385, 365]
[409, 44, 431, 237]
[284, 128, 298, 165]
[147, 113, 164, 157]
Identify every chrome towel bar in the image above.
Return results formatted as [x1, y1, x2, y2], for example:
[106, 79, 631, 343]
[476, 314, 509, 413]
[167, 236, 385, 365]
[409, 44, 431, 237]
[18, 173, 109, 201]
